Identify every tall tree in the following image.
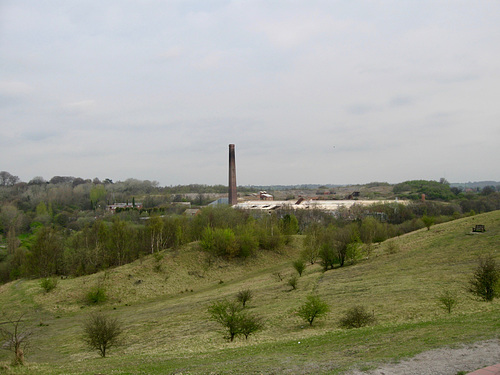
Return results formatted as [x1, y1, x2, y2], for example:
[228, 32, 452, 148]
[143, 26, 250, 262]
[26, 226, 64, 277]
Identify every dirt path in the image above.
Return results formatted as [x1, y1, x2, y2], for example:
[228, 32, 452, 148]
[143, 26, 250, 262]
[347, 340, 500, 375]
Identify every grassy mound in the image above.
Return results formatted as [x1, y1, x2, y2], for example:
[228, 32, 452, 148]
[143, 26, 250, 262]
[0, 212, 499, 374]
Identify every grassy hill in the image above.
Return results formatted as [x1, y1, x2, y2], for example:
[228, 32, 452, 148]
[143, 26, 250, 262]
[0, 211, 499, 374]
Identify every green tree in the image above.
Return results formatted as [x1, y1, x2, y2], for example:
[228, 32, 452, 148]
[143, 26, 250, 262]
[26, 226, 64, 277]
[301, 222, 322, 264]
[421, 215, 435, 231]
[200, 227, 238, 258]
[468, 255, 500, 301]
[238, 314, 263, 339]
[107, 219, 131, 266]
[208, 299, 244, 342]
[90, 185, 107, 208]
[208, 299, 262, 341]
[280, 214, 299, 235]
[334, 224, 360, 267]
[147, 216, 164, 253]
[236, 225, 259, 258]
[297, 295, 329, 326]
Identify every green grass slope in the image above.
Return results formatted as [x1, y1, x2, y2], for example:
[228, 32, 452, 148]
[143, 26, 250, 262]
[0, 211, 499, 374]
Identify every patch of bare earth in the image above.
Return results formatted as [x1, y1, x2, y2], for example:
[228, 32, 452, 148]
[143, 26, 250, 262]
[347, 340, 500, 375]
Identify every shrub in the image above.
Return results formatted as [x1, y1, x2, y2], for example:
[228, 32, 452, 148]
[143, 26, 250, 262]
[208, 299, 262, 341]
[200, 227, 238, 258]
[297, 295, 329, 326]
[40, 277, 58, 293]
[319, 243, 337, 271]
[238, 313, 263, 339]
[421, 215, 435, 230]
[237, 231, 258, 258]
[437, 290, 458, 313]
[345, 242, 362, 265]
[86, 285, 107, 304]
[339, 305, 376, 329]
[236, 289, 253, 308]
[208, 299, 243, 342]
[292, 259, 306, 276]
[83, 312, 123, 357]
[288, 275, 298, 290]
[385, 241, 399, 255]
[468, 254, 500, 301]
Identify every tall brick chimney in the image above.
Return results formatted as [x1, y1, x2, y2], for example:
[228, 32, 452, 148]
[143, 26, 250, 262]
[228, 144, 237, 205]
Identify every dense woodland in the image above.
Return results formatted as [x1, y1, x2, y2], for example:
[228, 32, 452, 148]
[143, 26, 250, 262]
[1, 171, 499, 283]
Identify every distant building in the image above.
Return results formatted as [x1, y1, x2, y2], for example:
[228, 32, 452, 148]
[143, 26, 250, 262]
[106, 202, 143, 213]
[184, 208, 201, 217]
[209, 197, 229, 206]
[259, 191, 273, 201]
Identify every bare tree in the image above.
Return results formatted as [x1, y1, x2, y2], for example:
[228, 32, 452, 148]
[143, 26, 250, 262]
[0, 313, 33, 365]
[83, 312, 123, 357]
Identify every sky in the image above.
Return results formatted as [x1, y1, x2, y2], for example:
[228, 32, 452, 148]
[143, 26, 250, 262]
[1, 1, 499, 186]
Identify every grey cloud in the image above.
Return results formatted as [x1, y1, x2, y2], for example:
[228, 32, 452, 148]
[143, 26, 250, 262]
[345, 104, 376, 115]
[389, 96, 413, 107]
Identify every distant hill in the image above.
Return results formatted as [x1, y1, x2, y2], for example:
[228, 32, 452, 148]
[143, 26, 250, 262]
[450, 181, 500, 189]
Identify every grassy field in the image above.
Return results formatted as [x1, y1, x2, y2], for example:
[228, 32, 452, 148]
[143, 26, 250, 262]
[0, 211, 499, 374]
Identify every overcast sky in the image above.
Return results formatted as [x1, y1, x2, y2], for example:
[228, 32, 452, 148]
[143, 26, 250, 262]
[1, 1, 499, 186]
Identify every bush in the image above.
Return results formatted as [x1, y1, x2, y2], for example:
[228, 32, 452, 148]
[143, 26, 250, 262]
[208, 299, 243, 342]
[236, 289, 253, 308]
[339, 305, 376, 329]
[86, 285, 107, 304]
[237, 231, 258, 258]
[40, 277, 58, 293]
[468, 254, 500, 301]
[287, 275, 298, 290]
[385, 241, 399, 255]
[421, 215, 435, 230]
[292, 259, 306, 276]
[238, 314, 263, 339]
[83, 312, 123, 357]
[208, 299, 262, 341]
[437, 290, 458, 313]
[297, 295, 329, 326]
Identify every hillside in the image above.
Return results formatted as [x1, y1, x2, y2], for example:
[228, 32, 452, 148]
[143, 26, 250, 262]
[0, 211, 499, 374]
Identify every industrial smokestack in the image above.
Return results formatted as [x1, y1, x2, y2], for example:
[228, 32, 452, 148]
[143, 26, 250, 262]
[228, 144, 237, 205]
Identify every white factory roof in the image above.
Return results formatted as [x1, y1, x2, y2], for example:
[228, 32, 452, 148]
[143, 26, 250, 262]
[234, 199, 404, 211]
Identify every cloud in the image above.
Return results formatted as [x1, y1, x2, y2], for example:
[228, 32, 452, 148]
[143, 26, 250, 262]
[0, 81, 34, 96]
[1, 1, 499, 185]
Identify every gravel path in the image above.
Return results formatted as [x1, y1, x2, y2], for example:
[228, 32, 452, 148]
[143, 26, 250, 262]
[347, 340, 500, 375]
